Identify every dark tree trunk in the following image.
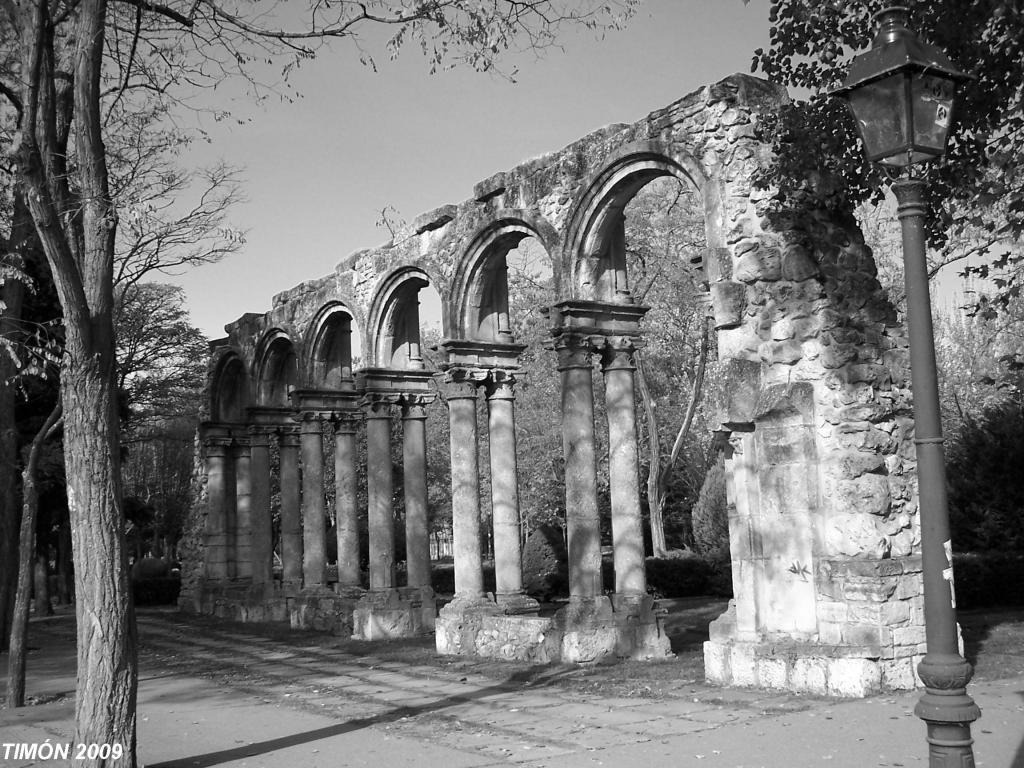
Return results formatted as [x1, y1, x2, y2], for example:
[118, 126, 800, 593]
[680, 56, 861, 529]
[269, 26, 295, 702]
[33, 554, 52, 617]
[8, 402, 61, 708]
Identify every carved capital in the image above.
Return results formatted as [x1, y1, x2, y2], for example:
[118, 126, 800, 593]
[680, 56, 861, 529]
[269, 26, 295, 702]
[360, 392, 399, 418]
[277, 427, 301, 449]
[203, 437, 233, 457]
[484, 369, 518, 401]
[598, 335, 642, 371]
[247, 426, 273, 448]
[297, 411, 326, 434]
[400, 392, 435, 420]
[438, 366, 487, 400]
[331, 411, 362, 434]
[550, 332, 595, 370]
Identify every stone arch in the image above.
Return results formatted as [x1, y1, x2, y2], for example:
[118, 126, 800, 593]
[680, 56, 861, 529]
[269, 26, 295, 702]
[562, 142, 711, 303]
[210, 351, 251, 423]
[367, 266, 438, 369]
[451, 212, 559, 341]
[254, 330, 298, 406]
[306, 302, 359, 389]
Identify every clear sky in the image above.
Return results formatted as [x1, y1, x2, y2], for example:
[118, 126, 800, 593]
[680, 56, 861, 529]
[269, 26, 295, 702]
[172, 0, 770, 338]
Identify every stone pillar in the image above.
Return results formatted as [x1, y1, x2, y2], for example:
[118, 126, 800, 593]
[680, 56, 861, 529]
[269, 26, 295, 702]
[333, 413, 362, 591]
[364, 397, 396, 592]
[401, 395, 432, 590]
[601, 337, 647, 597]
[299, 414, 327, 589]
[202, 437, 233, 581]
[555, 335, 603, 600]
[279, 429, 303, 589]
[486, 372, 538, 614]
[233, 437, 253, 580]
[249, 428, 274, 588]
[443, 373, 486, 602]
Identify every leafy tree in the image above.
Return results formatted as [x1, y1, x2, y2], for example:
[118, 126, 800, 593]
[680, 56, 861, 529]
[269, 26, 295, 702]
[0, 3, 637, 761]
[752, 0, 1024, 308]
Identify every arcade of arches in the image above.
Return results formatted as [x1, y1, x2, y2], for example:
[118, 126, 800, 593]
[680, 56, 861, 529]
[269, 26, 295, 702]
[183, 74, 928, 697]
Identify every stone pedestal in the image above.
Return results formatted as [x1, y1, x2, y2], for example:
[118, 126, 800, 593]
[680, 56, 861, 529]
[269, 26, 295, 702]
[436, 594, 671, 664]
[352, 588, 435, 640]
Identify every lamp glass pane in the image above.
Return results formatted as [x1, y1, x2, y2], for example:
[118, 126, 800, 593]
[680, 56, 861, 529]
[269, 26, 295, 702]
[912, 74, 956, 153]
[847, 74, 909, 162]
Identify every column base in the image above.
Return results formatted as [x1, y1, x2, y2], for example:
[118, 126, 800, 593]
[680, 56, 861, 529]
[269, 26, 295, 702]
[352, 587, 435, 640]
[496, 591, 541, 615]
[703, 600, 926, 697]
[435, 593, 672, 664]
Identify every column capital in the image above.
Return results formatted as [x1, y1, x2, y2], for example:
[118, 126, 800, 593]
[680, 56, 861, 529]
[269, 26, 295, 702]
[203, 437, 234, 457]
[597, 335, 644, 371]
[296, 410, 327, 434]
[484, 369, 518, 401]
[400, 392, 436, 420]
[438, 366, 487, 400]
[550, 332, 595, 371]
[331, 410, 363, 434]
[361, 392, 400, 418]
[278, 427, 301, 448]
[247, 425, 275, 447]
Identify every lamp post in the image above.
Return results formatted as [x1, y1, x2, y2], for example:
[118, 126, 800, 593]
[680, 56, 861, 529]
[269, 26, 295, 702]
[833, 7, 981, 767]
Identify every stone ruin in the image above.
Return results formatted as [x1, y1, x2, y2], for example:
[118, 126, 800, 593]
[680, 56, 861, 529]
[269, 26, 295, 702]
[181, 73, 927, 696]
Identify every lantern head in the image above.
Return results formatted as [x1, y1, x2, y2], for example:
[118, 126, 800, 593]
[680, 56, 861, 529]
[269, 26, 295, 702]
[832, 6, 972, 167]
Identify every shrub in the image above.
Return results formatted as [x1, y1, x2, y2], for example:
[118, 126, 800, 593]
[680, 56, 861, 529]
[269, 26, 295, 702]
[522, 524, 569, 601]
[692, 455, 729, 559]
[644, 551, 732, 598]
[953, 551, 1024, 609]
[132, 575, 181, 605]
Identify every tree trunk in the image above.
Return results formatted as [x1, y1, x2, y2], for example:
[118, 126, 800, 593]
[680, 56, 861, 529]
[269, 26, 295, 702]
[33, 554, 52, 617]
[0, 193, 32, 652]
[635, 353, 668, 557]
[8, 402, 61, 708]
[56, 522, 72, 605]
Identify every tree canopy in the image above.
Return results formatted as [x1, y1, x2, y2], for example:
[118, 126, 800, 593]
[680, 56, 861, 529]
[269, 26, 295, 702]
[752, 0, 1024, 306]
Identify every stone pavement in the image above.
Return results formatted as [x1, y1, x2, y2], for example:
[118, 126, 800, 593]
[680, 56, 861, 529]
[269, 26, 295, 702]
[2, 609, 1023, 768]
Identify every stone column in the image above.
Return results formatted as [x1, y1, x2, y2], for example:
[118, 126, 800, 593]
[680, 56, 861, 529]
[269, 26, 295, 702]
[556, 335, 603, 600]
[202, 437, 233, 580]
[401, 395, 432, 590]
[299, 413, 327, 589]
[233, 437, 253, 580]
[333, 413, 362, 590]
[248, 428, 274, 588]
[364, 397, 396, 591]
[486, 372, 538, 614]
[442, 372, 486, 602]
[279, 429, 303, 589]
[601, 337, 647, 597]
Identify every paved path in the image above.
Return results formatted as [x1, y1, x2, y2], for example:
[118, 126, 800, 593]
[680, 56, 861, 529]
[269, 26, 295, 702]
[2, 609, 1023, 767]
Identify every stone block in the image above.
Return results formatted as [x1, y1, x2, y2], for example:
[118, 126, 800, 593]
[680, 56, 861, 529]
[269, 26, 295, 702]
[880, 658, 920, 691]
[891, 624, 927, 648]
[827, 658, 881, 697]
[703, 641, 730, 684]
[729, 645, 758, 687]
[817, 600, 849, 624]
[757, 658, 788, 689]
[790, 658, 828, 694]
[781, 245, 820, 281]
[711, 280, 747, 329]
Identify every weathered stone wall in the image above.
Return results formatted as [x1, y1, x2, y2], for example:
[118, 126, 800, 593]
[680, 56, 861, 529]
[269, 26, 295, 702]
[186, 73, 924, 693]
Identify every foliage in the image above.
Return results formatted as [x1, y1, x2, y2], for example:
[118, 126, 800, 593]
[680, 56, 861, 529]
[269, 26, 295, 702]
[752, 0, 1024, 310]
[946, 399, 1024, 552]
[952, 552, 1024, 609]
[644, 552, 732, 599]
[131, 575, 182, 606]
[522, 523, 568, 600]
[691, 454, 729, 560]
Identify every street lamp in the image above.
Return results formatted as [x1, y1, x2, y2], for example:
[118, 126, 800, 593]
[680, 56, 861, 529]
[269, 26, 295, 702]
[833, 6, 981, 767]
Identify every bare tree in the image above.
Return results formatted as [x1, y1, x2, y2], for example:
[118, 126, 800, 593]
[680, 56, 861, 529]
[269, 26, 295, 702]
[0, 2, 637, 764]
